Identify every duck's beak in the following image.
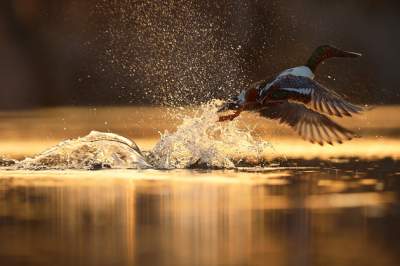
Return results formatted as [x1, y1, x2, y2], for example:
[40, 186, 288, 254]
[333, 47, 362, 58]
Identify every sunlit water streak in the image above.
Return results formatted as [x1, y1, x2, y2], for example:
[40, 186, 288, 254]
[0, 106, 399, 161]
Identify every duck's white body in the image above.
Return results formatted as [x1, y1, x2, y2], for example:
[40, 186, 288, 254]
[277, 66, 315, 79]
[259, 66, 315, 97]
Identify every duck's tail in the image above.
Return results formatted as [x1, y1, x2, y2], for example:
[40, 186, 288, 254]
[306, 45, 362, 72]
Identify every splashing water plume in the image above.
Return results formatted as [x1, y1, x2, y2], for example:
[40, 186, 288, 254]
[2, 102, 278, 170]
[150, 101, 276, 169]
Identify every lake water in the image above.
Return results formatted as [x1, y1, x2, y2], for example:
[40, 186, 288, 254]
[0, 106, 399, 266]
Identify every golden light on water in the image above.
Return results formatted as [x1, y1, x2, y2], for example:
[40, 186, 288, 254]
[0, 106, 399, 159]
[1, 105, 400, 266]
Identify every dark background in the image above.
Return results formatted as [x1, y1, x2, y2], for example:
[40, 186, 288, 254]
[0, 0, 399, 109]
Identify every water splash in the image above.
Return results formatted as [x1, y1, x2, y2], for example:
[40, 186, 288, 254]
[3, 102, 278, 170]
[149, 101, 277, 169]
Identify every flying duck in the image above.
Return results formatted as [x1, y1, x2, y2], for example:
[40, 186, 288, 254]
[218, 45, 364, 145]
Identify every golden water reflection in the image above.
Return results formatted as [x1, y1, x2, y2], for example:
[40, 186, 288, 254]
[1, 161, 400, 266]
[0, 106, 400, 265]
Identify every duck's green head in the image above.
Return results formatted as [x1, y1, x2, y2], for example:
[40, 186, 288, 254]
[306, 45, 362, 72]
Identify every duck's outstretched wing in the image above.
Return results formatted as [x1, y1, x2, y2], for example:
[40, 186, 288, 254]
[260, 75, 363, 117]
[258, 101, 358, 145]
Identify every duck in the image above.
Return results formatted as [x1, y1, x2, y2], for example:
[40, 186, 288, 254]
[218, 45, 364, 145]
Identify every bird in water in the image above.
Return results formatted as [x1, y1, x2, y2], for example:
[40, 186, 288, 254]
[218, 45, 364, 145]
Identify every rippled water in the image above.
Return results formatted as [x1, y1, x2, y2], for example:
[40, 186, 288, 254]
[1, 159, 400, 266]
[0, 106, 399, 265]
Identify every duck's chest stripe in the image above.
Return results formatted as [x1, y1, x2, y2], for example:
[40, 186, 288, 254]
[281, 87, 312, 96]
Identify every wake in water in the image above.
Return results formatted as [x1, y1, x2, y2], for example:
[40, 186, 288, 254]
[2, 101, 279, 170]
[13, 131, 151, 170]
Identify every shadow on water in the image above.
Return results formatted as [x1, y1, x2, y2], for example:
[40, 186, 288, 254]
[0, 158, 400, 266]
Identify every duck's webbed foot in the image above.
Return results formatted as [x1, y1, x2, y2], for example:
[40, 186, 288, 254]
[218, 110, 241, 122]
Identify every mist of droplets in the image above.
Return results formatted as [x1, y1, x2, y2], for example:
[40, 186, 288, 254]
[92, 0, 269, 107]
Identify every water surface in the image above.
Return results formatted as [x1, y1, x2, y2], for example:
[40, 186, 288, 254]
[1, 159, 400, 266]
[0, 106, 399, 266]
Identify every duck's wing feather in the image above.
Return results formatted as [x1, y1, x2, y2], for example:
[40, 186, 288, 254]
[258, 101, 358, 145]
[261, 75, 363, 117]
